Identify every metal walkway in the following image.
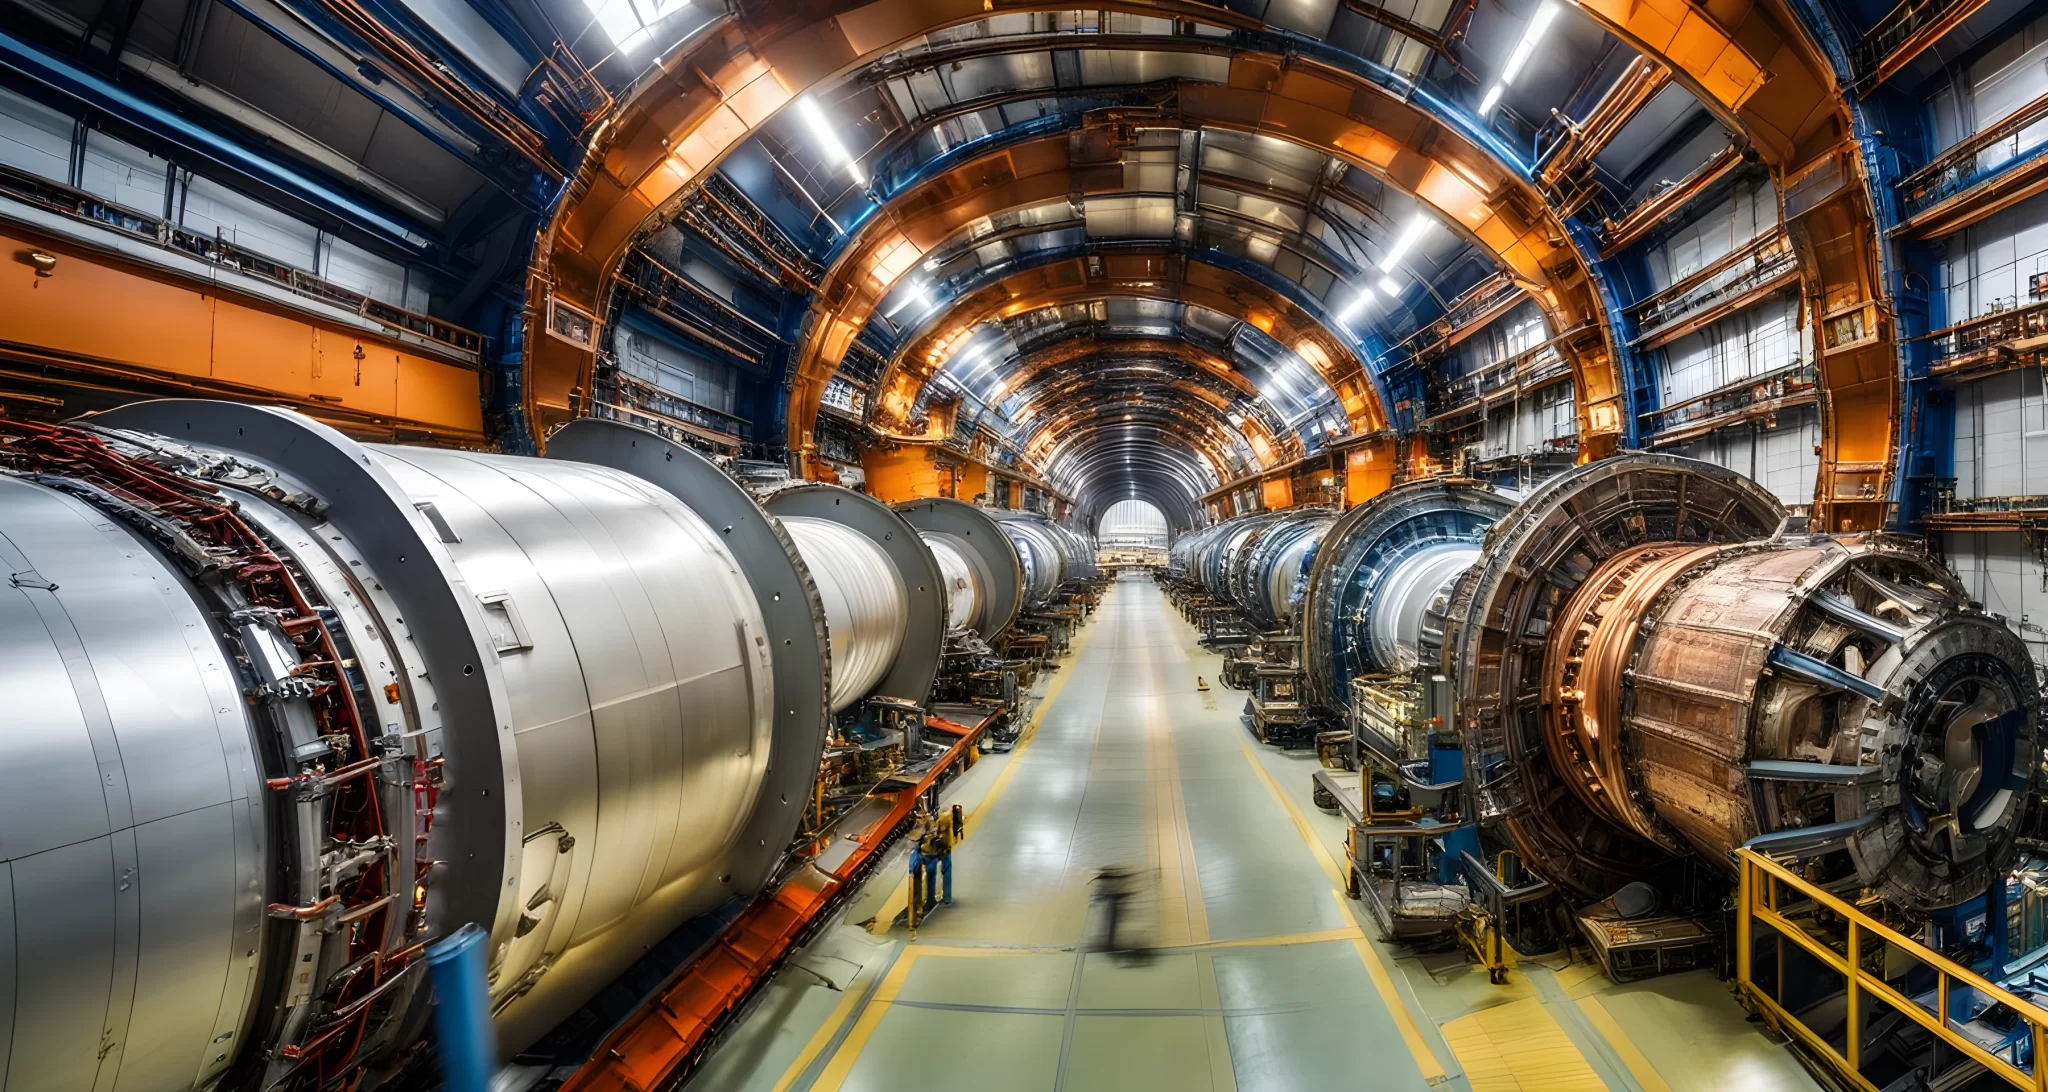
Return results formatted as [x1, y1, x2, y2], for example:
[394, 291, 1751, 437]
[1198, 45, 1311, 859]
[687, 574, 1819, 1092]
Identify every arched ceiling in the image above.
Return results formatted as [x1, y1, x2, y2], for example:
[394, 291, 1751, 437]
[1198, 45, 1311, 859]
[507, 0, 1884, 529]
[544, 6, 1620, 519]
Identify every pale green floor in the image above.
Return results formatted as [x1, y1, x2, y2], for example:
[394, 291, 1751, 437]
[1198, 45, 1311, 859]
[686, 576, 1821, 1092]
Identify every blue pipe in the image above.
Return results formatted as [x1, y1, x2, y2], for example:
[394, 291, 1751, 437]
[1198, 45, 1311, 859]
[426, 922, 496, 1092]
[0, 28, 430, 248]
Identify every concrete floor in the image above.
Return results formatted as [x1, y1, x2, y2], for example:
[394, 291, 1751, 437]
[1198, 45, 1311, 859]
[686, 574, 1821, 1092]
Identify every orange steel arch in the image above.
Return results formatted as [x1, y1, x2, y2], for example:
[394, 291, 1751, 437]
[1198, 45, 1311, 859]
[1002, 356, 1283, 468]
[1569, 0, 1896, 531]
[870, 249, 1380, 432]
[525, 5, 1623, 467]
[776, 82, 1622, 475]
[976, 336, 1300, 466]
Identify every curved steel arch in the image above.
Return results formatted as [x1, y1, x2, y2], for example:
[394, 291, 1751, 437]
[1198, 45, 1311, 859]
[867, 247, 1375, 436]
[524, 13, 1626, 465]
[1564, 0, 1899, 532]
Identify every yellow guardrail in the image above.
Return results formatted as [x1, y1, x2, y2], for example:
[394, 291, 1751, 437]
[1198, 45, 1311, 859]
[1735, 849, 2047, 1091]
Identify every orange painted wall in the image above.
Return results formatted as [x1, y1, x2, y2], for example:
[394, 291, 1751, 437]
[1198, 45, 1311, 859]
[861, 445, 955, 501]
[1, 230, 483, 440]
[1345, 440, 1395, 505]
[1260, 476, 1293, 510]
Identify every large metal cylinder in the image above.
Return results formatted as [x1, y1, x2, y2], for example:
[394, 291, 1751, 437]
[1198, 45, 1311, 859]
[895, 497, 1024, 641]
[780, 516, 909, 711]
[996, 516, 1066, 609]
[0, 403, 833, 1090]
[926, 534, 983, 631]
[1297, 479, 1514, 711]
[1443, 455, 2040, 911]
[1229, 512, 1333, 631]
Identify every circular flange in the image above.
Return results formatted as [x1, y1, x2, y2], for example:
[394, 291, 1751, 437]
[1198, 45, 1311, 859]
[763, 483, 945, 707]
[546, 419, 832, 899]
[89, 399, 526, 949]
[895, 497, 1023, 640]
[1301, 477, 1514, 713]
[1447, 454, 1785, 900]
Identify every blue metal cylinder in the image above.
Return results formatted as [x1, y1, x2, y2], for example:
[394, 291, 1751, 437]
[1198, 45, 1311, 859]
[426, 923, 496, 1092]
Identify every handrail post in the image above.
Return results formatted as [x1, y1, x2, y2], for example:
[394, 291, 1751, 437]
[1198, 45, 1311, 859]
[1736, 852, 1753, 991]
[1846, 921, 1861, 1072]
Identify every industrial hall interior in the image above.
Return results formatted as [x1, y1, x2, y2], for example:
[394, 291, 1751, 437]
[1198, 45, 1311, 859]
[19, 0, 2048, 1088]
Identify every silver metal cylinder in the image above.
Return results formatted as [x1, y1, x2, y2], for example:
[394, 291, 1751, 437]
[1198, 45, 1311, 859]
[0, 402, 832, 1089]
[0, 474, 268, 1092]
[925, 533, 983, 631]
[364, 447, 776, 1047]
[1367, 542, 1481, 673]
[1000, 519, 1066, 609]
[780, 515, 910, 711]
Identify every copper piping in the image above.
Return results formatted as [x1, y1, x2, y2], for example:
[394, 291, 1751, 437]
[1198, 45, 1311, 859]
[1600, 144, 1743, 256]
[1539, 57, 1670, 189]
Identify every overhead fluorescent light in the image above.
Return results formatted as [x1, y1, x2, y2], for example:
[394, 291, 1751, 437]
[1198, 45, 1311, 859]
[1379, 214, 1431, 272]
[1378, 275, 1401, 295]
[1479, 1, 1561, 116]
[796, 97, 865, 186]
[1338, 286, 1377, 323]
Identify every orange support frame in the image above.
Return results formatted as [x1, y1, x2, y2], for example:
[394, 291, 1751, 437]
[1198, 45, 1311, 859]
[0, 228, 484, 443]
[558, 708, 1003, 1092]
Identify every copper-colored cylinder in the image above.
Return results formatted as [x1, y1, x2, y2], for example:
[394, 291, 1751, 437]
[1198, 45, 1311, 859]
[1542, 542, 1720, 849]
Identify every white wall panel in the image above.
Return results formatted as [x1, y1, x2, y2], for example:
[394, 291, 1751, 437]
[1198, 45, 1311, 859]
[1940, 189, 2048, 319]
[1944, 533, 2048, 672]
[1655, 297, 1800, 405]
[78, 132, 167, 217]
[319, 235, 408, 305]
[0, 87, 72, 184]
[1644, 178, 1777, 291]
[1954, 369, 2048, 500]
[1664, 404, 1818, 506]
[179, 174, 318, 271]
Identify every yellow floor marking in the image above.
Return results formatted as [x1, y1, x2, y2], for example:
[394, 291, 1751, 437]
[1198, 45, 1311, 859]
[865, 614, 1104, 935]
[1232, 731, 1450, 1085]
[1577, 994, 1675, 1092]
[768, 956, 886, 1092]
[808, 949, 923, 1092]
[809, 931, 1067, 1088]
[1439, 996, 1604, 1092]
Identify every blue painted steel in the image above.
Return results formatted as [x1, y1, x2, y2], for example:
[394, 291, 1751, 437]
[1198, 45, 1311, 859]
[1767, 644, 1887, 703]
[1572, 219, 1654, 448]
[194, 0, 558, 205]
[0, 28, 431, 247]
[1428, 741, 1463, 788]
[426, 923, 496, 1092]
[1437, 825, 1480, 884]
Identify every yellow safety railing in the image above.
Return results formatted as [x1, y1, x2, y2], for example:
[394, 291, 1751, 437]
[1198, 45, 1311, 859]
[1735, 849, 2048, 1091]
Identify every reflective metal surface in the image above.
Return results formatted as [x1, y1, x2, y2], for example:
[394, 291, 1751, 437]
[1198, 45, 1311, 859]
[0, 475, 265, 1092]
[1, 401, 837, 1087]
[1297, 478, 1515, 712]
[926, 534, 982, 631]
[1541, 535, 2038, 910]
[895, 497, 1023, 640]
[762, 484, 945, 708]
[780, 516, 909, 711]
